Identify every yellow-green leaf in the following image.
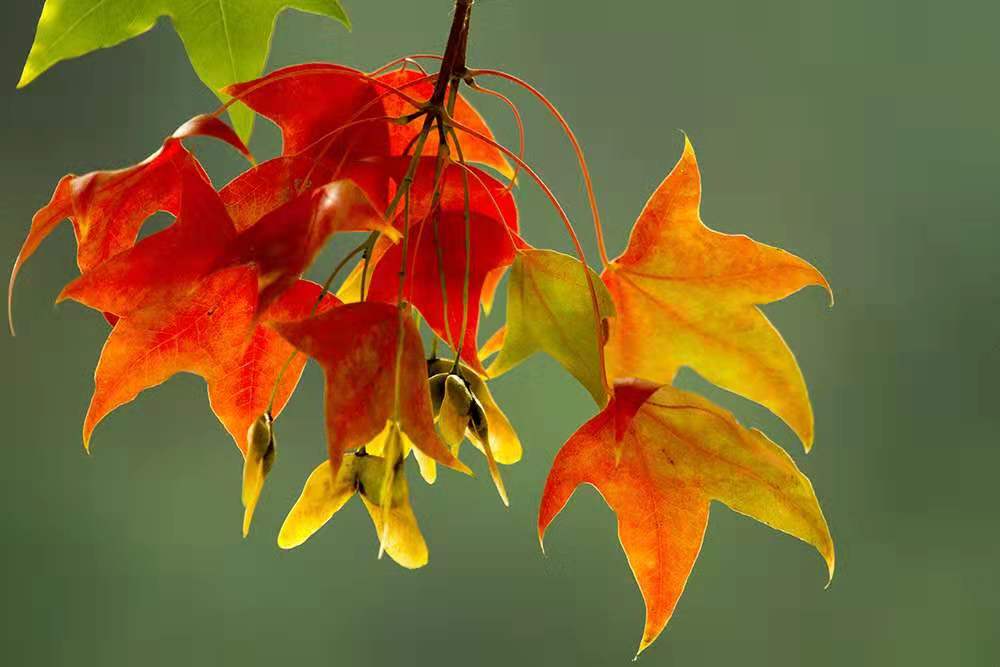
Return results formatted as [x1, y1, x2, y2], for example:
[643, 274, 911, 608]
[19, 0, 350, 140]
[487, 249, 615, 406]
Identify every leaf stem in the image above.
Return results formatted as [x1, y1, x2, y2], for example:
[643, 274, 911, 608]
[467, 81, 525, 191]
[466, 68, 611, 268]
[429, 0, 474, 108]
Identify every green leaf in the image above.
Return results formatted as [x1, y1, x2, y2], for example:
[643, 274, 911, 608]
[18, 0, 351, 140]
[487, 249, 615, 406]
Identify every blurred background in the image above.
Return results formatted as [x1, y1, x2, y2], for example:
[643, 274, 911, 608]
[2, 1, 997, 664]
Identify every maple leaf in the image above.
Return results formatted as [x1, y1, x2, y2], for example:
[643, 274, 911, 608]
[19, 0, 350, 139]
[56, 164, 237, 317]
[602, 138, 832, 448]
[220, 178, 397, 314]
[483, 249, 615, 406]
[386, 157, 519, 233]
[226, 64, 389, 157]
[358, 158, 523, 373]
[539, 379, 834, 655]
[79, 266, 337, 452]
[335, 156, 520, 302]
[227, 64, 511, 173]
[367, 211, 520, 375]
[220, 155, 392, 232]
[279, 439, 429, 569]
[8, 114, 248, 333]
[272, 301, 471, 477]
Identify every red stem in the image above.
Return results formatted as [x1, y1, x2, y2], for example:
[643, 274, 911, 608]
[467, 81, 525, 191]
[468, 68, 611, 268]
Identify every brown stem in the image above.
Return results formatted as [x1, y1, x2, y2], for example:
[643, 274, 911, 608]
[429, 0, 474, 108]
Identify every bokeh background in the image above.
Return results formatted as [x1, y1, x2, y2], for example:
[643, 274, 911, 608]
[2, 1, 997, 665]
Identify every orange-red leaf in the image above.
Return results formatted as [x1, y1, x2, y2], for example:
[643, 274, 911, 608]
[220, 155, 391, 232]
[539, 380, 833, 655]
[335, 157, 521, 304]
[58, 166, 236, 318]
[367, 211, 521, 375]
[273, 302, 470, 476]
[227, 64, 510, 177]
[8, 115, 247, 331]
[602, 138, 831, 448]
[82, 266, 337, 452]
[212, 280, 339, 453]
[226, 64, 389, 158]
[220, 179, 395, 313]
[384, 157, 519, 234]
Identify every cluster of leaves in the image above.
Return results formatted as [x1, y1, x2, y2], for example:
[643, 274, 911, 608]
[13, 0, 834, 655]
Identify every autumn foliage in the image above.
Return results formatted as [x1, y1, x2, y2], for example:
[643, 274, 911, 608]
[12, 0, 834, 656]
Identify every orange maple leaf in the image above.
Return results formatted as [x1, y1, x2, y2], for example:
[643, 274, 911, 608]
[79, 266, 336, 452]
[8, 115, 248, 332]
[602, 138, 831, 448]
[56, 165, 236, 318]
[539, 379, 834, 655]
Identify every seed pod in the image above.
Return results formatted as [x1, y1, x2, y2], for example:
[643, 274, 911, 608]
[428, 357, 522, 465]
[356, 454, 402, 509]
[438, 374, 473, 450]
[242, 413, 276, 537]
[467, 394, 509, 507]
[428, 372, 449, 413]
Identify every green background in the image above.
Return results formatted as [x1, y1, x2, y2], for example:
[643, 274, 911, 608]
[2, 1, 997, 665]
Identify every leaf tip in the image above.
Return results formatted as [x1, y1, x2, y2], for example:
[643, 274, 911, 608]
[818, 273, 835, 307]
[15, 65, 35, 90]
[677, 129, 695, 156]
[81, 413, 96, 454]
[792, 412, 815, 453]
[8, 254, 24, 336]
[6, 301, 15, 339]
[810, 267, 834, 308]
[823, 545, 836, 588]
[452, 457, 474, 477]
[241, 499, 257, 538]
[277, 512, 307, 550]
[53, 284, 72, 306]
